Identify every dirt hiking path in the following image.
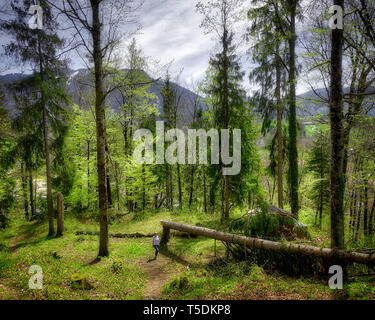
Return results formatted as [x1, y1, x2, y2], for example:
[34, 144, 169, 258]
[139, 256, 170, 299]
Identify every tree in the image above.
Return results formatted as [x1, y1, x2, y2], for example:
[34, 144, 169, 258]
[287, 0, 299, 217]
[3, 0, 69, 235]
[0, 90, 15, 228]
[197, 0, 253, 219]
[49, 0, 143, 257]
[329, 0, 345, 250]
[110, 38, 158, 212]
[161, 74, 175, 211]
[248, 0, 289, 209]
[307, 127, 330, 228]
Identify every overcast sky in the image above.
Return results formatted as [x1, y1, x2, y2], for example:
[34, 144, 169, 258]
[0, 0, 311, 94]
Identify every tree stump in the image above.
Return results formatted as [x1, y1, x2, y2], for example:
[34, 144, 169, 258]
[161, 226, 170, 246]
[56, 193, 64, 236]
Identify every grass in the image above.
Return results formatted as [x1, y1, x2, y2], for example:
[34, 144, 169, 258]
[1, 207, 375, 300]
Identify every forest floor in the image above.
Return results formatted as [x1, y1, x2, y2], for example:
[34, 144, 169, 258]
[1, 209, 375, 300]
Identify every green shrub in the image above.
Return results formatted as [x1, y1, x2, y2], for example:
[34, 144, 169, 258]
[111, 258, 124, 273]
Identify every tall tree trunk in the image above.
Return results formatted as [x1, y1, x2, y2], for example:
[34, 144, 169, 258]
[222, 26, 230, 219]
[363, 182, 369, 236]
[288, 0, 299, 218]
[142, 164, 146, 211]
[349, 188, 355, 233]
[114, 162, 120, 211]
[275, 39, 283, 209]
[28, 169, 35, 219]
[87, 140, 90, 209]
[329, 0, 345, 250]
[106, 164, 112, 207]
[37, 34, 54, 236]
[355, 189, 362, 242]
[210, 183, 215, 212]
[368, 188, 375, 235]
[203, 167, 207, 213]
[21, 162, 29, 220]
[189, 166, 195, 209]
[177, 162, 182, 210]
[91, 0, 109, 257]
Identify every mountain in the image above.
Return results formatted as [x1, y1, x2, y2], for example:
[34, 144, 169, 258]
[0, 69, 205, 127]
[1, 69, 374, 124]
[296, 86, 375, 119]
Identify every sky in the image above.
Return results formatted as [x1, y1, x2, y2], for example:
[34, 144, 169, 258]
[0, 0, 311, 94]
[136, 0, 215, 86]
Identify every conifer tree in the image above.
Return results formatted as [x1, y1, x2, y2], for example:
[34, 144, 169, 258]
[2, 0, 69, 235]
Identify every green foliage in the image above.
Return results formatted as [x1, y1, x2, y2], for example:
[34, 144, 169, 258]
[71, 273, 94, 290]
[306, 127, 330, 227]
[111, 258, 124, 273]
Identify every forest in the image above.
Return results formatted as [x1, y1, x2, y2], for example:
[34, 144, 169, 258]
[0, 0, 375, 301]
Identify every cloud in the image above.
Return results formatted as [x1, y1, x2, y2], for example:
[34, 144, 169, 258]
[134, 0, 214, 86]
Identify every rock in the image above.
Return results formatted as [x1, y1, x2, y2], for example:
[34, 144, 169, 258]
[70, 273, 94, 290]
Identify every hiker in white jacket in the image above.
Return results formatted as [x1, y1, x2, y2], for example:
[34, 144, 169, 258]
[152, 232, 160, 259]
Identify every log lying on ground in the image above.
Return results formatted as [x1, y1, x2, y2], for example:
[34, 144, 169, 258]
[76, 231, 154, 238]
[76, 230, 195, 239]
[160, 220, 375, 265]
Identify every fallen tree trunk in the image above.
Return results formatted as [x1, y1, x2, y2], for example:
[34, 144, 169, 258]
[160, 220, 375, 265]
[76, 231, 154, 238]
[76, 230, 196, 239]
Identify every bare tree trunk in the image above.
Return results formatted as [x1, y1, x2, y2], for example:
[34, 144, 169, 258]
[21, 162, 29, 220]
[364, 182, 369, 236]
[222, 26, 230, 220]
[160, 220, 375, 265]
[288, 0, 299, 218]
[210, 183, 215, 213]
[37, 34, 54, 236]
[56, 193, 64, 236]
[189, 166, 195, 209]
[28, 169, 35, 219]
[275, 40, 283, 209]
[355, 189, 363, 242]
[368, 188, 375, 235]
[142, 164, 146, 211]
[203, 167, 207, 213]
[329, 0, 345, 250]
[87, 140, 90, 209]
[177, 162, 182, 210]
[91, 0, 109, 257]
[114, 162, 120, 211]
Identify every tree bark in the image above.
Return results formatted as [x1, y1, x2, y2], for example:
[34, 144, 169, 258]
[91, 0, 109, 257]
[189, 166, 195, 209]
[288, 0, 299, 218]
[275, 40, 283, 209]
[203, 167, 207, 213]
[177, 162, 182, 210]
[160, 220, 375, 265]
[28, 169, 35, 219]
[222, 25, 230, 219]
[329, 0, 345, 250]
[56, 193, 64, 236]
[368, 188, 375, 235]
[37, 33, 54, 236]
[21, 162, 29, 220]
[364, 182, 369, 236]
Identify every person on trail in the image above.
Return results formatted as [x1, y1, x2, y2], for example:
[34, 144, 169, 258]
[152, 232, 160, 259]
